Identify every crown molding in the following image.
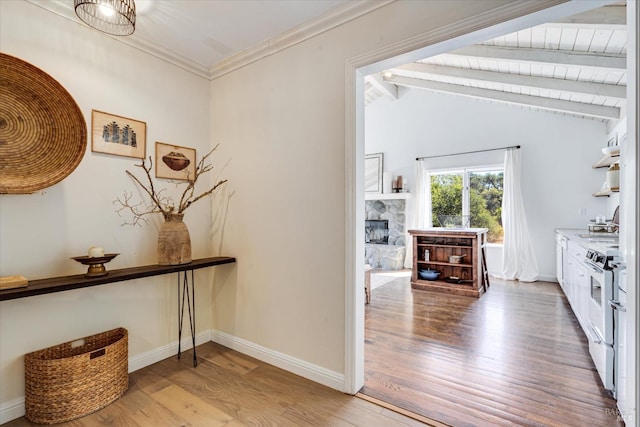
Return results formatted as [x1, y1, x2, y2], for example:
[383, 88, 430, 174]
[207, 0, 395, 80]
[24, 0, 211, 79]
[117, 37, 211, 79]
[26, 0, 394, 81]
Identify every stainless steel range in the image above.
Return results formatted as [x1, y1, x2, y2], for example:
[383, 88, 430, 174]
[584, 243, 620, 393]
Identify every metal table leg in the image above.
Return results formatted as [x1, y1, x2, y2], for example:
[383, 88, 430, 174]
[177, 269, 197, 367]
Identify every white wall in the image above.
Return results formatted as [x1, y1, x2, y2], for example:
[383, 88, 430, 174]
[0, 0, 587, 421]
[0, 1, 220, 416]
[209, 0, 536, 378]
[365, 88, 608, 280]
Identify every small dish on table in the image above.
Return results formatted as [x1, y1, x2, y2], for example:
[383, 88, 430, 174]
[71, 254, 119, 277]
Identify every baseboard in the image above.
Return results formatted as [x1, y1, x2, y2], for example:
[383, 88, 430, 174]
[489, 273, 558, 283]
[0, 398, 24, 425]
[0, 330, 212, 425]
[210, 329, 345, 392]
[536, 274, 558, 283]
[128, 330, 212, 372]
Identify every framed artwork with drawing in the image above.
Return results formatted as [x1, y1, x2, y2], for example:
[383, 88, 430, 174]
[91, 110, 146, 159]
[155, 142, 196, 181]
[364, 153, 383, 193]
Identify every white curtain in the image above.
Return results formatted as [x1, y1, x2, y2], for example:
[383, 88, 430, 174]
[416, 161, 432, 229]
[405, 161, 431, 268]
[501, 148, 538, 282]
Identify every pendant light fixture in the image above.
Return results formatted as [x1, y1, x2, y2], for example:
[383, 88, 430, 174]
[74, 0, 136, 36]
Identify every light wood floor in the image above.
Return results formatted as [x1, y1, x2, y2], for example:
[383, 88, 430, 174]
[7, 342, 430, 427]
[361, 274, 623, 427]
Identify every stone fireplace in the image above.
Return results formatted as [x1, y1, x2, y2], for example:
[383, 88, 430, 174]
[365, 219, 389, 244]
[365, 198, 406, 270]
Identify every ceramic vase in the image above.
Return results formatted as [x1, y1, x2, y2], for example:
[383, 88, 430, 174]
[158, 213, 192, 265]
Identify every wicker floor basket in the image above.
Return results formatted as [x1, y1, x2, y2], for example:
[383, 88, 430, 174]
[25, 327, 128, 424]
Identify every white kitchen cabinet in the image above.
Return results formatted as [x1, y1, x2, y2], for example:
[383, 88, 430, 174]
[555, 232, 567, 289]
[556, 233, 590, 336]
[567, 241, 589, 331]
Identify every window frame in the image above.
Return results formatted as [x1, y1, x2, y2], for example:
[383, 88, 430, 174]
[428, 164, 504, 244]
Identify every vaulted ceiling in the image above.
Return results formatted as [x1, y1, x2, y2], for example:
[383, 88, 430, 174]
[365, 4, 627, 124]
[28, 1, 627, 124]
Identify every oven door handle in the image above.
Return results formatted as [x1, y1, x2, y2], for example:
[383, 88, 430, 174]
[583, 260, 603, 274]
[587, 322, 604, 344]
[609, 299, 626, 312]
[611, 262, 626, 271]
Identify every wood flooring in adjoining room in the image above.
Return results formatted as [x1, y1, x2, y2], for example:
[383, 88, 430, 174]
[6, 342, 431, 427]
[361, 274, 623, 427]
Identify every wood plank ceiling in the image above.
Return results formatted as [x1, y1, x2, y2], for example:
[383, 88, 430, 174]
[365, 4, 627, 124]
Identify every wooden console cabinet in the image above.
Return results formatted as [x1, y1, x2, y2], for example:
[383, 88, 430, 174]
[409, 228, 488, 297]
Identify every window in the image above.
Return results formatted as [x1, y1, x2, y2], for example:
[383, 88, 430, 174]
[430, 167, 504, 243]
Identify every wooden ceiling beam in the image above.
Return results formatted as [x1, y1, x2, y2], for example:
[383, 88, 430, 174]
[365, 74, 398, 100]
[386, 75, 620, 120]
[446, 45, 626, 71]
[551, 4, 625, 27]
[391, 63, 626, 99]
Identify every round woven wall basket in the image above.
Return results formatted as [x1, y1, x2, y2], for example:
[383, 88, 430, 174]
[0, 53, 86, 194]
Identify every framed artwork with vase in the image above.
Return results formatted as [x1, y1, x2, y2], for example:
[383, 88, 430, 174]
[155, 142, 196, 181]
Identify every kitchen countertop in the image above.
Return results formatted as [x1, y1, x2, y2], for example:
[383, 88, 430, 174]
[556, 228, 619, 251]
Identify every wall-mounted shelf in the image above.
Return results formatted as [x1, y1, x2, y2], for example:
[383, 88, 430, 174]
[592, 154, 620, 169]
[593, 144, 620, 169]
[593, 188, 619, 197]
[0, 256, 236, 301]
[592, 141, 620, 197]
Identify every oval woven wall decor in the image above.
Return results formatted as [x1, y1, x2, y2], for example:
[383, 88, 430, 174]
[0, 53, 86, 194]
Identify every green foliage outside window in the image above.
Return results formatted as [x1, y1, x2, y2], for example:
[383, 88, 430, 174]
[431, 171, 504, 243]
[431, 174, 463, 224]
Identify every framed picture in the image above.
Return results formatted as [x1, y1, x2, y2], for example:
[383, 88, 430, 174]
[365, 153, 383, 193]
[155, 142, 196, 181]
[91, 110, 146, 159]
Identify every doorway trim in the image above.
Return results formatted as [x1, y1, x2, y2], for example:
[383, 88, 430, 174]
[343, 0, 627, 394]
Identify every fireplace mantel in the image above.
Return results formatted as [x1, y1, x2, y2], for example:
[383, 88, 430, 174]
[365, 192, 411, 201]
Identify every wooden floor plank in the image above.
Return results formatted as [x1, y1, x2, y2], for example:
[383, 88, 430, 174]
[151, 384, 233, 426]
[6, 275, 621, 426]
[6, 343, 424, 427]
[361, 275, 623, 427]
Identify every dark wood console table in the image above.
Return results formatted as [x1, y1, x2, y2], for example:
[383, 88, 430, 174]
[0, 256, 236, 367]
[0, 256, 235, 301]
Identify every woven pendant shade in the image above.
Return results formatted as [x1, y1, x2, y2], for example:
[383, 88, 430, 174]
[74, 0, 136, 36]
[0, 53, 87, 194]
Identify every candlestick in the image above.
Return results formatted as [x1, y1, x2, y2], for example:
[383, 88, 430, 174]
[88, 246, 104, 258]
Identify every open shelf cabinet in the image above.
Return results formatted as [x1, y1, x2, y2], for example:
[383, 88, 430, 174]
[409, 228, 488, 297]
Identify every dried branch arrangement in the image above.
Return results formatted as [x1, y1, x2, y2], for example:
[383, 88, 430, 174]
[115, 144, 227, 226]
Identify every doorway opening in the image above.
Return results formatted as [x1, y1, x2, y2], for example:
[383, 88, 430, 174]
[345, 1, 635, 425]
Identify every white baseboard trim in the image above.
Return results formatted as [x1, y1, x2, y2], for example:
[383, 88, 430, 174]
[128, 330, 212, 372]
[489, 273, 558, 283]
[0, 330, 212, 424]
[210, 329, 345, 392]
[537, 274, 558, 283]
[0, 397, 24, 425]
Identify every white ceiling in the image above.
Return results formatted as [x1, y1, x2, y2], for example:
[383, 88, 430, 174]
[26, 0, 387, 78]
[28, 1, 627, 124]
[366, 4, 627, 124]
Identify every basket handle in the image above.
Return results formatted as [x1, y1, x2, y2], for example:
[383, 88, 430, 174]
[90, 349, 106, 359]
